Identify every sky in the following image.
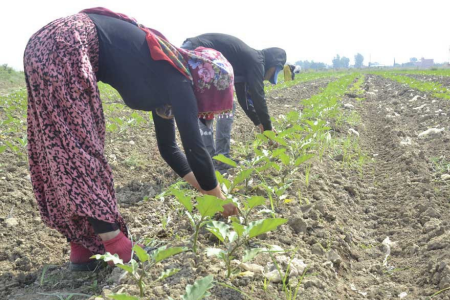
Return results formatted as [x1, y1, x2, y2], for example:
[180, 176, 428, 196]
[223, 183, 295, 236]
[1, 0, 449, 70]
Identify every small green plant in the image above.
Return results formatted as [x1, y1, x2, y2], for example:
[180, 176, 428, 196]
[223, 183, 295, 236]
[168, 275, 214, 300]
[213, 154, 256, 194]
[206, 218, 287, 278]
[264, 250, 309, 300]
[238, 196, 267, 225]
[92, 244, 185, 298]
[170, 191, 231, 253]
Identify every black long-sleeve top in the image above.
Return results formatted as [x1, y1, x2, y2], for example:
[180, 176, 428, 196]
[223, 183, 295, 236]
[183, 33, 286, 130]
[87, 13, 217, 191]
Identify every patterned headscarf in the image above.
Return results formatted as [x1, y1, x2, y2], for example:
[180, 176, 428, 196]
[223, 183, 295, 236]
[80, 7, 233, 119]
[80, 7, 192, 81]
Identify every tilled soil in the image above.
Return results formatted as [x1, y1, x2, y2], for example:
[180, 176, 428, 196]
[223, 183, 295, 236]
[1, 75, 450, 299]
[401, 73, 450, 89]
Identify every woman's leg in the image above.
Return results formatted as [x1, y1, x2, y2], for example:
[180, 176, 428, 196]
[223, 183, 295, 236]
[198, 119, 216, 158]
[215, 101, 236, 159]
[25, 13, 129, 264]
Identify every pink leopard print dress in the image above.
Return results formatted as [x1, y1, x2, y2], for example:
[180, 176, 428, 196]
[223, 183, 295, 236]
[24, 13, 127, 254]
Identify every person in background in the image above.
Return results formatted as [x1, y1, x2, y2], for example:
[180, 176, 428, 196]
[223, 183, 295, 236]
[284, 64, 293, 82]
[284, 64, 298, 81]
[289, 64, 297, 80]
[24, 7, 237, 271]
[181, 34, 286, 172]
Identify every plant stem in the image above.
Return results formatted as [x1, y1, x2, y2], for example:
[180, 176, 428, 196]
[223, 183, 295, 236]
[138, 276, 144, 297]
[225, 239, 246, 278]
[192, 217, 204, 254]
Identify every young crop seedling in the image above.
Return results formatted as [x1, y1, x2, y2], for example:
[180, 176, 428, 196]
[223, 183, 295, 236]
[206, 217, 287, 278]
[170, 190, 231, 253]
[264, 249, 309, 300]
[92, 244, 186, 298]
[239, 196, 267, 225]
[213, 154, 257, 195]
[168, 275, 215, 300]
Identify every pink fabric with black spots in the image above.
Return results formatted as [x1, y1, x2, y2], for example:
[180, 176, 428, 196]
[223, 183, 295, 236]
[24, 13, 127, 254]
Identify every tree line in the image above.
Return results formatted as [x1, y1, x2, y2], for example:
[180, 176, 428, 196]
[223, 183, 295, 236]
[295, 53, 364, 70]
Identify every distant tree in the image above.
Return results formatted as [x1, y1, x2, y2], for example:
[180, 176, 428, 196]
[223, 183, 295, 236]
[341, 56, 350, 68]
[332, 55, 341, 69]
[410, 57, 418, 63]
[354, 53, 364, 68]
[310, 61, 327, 70]
[295, 60, 327, 70]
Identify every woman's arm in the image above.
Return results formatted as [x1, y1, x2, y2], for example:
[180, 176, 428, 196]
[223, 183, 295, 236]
[153, 113, 227, 201]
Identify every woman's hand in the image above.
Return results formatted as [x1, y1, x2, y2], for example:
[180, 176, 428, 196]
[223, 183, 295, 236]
[257, 124, 264, 133]
[183, 174, 238, 217]
[202, 184, 238, 217]
[222, 203, 239, 217]
[202, 184, 226, 199]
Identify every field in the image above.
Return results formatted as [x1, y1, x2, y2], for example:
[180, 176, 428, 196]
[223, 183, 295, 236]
[1, 68, 450, 300]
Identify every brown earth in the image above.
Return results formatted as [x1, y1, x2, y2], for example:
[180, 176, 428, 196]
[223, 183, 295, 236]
[401, 73, 450, 89]
[1, 75, 450, 300]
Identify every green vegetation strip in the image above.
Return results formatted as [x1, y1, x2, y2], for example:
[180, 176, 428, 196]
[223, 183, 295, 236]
[265, 71, 346, 93]
[0, 65, 25, 95]
[372, 71, 450, 99]
[392, 69, 450, 77]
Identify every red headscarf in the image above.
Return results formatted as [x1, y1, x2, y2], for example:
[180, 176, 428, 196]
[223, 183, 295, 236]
[80, 7, 192, 80]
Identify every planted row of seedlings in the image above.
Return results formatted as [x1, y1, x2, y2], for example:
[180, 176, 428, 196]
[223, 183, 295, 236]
[0, 71, 345, 161]
[95, 72, 369, 300]
[372, 71, 450, 100]
[0, 72, 367, 299]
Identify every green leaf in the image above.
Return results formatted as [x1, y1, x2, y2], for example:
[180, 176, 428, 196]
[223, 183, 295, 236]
[182, 275, 214, 300]
[254, 148, 264, 157]
[215, 170, 231, 190]
[245, 196, 266, 210]
[0, 145, 7, 154]
[232, 169, 253, 187]
[271, 162, 282, 172]
[242, 248, 266, 263]
[246, 218, 288, 238]
[279, 127, 297, 137]
[185, 211, 198, 229]
[206, 248, 226, 258]
[227, 231, 238, 243]
[213, 154, 237, 167]
[275, 184, 290, 197]
[279, 153, 291, 166]
[91, 252, 123, 265]
[153, 246, 186, 263]
[171, 189, 193, 212]
[133, 245, 149, 263]
[206, 221, 230, 242]
[271, 148, 286, 158]
[274, 137, 288, 147]
[157, 268, 181, 281]
[196, 195, 226, 218]
[263, 130, 277, 140]
[109, 294, 140, 300]
[256, 162, 272, 172]
[256, 133, 268, 142]
[232, 222, 245, 237]
[294, 154, 315, 166]
[266, 244, 284, 252]
[117, 264, 134, 273]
